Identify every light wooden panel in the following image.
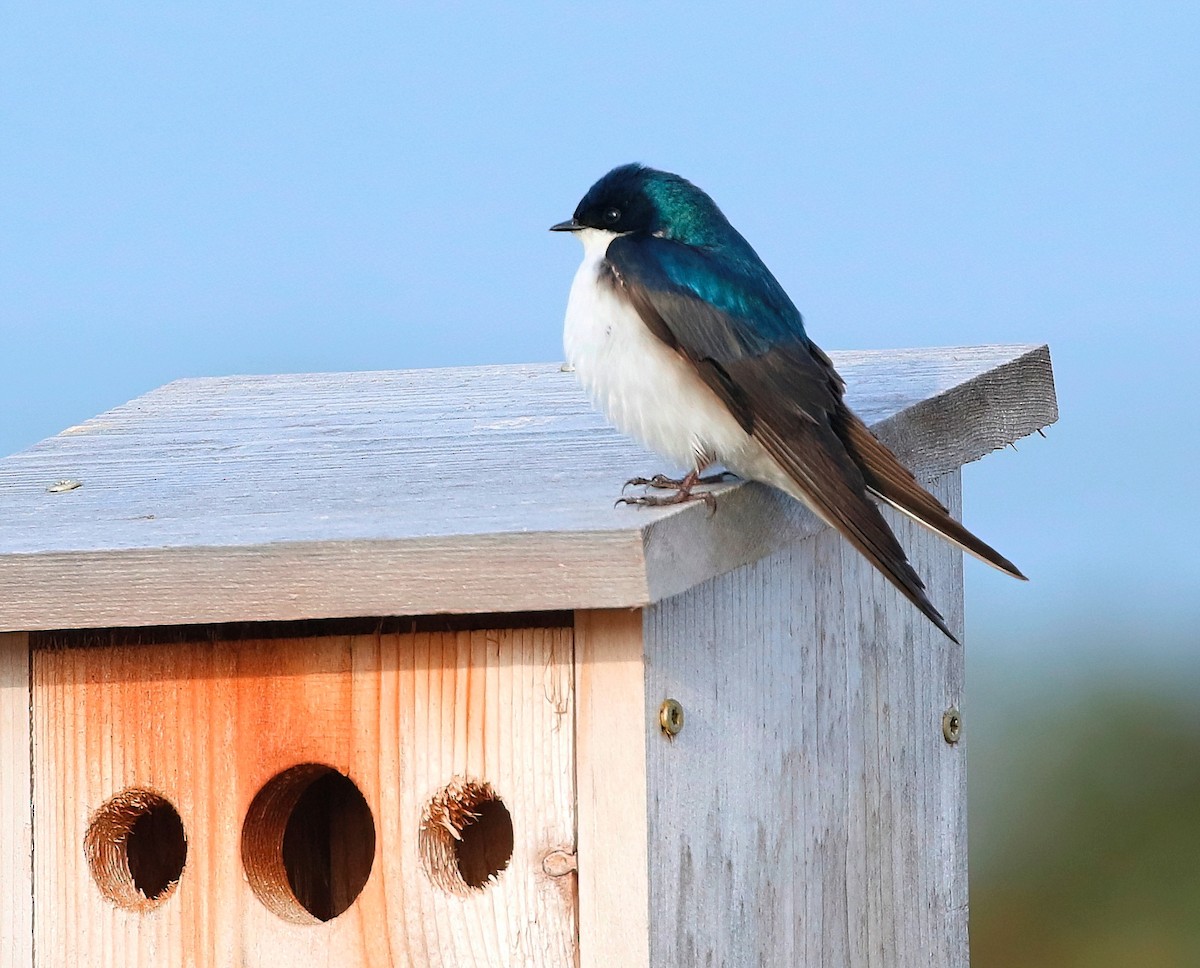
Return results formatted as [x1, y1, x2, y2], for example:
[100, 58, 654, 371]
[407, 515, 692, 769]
[642, 472, 967, 967]
[0, 633, 32, 968]
[0, 344, 1056, 630]
[31, 626, 576, 968]
[574, 609, 650, 968]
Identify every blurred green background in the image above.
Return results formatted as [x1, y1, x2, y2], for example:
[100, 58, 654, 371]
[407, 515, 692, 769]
[969, 621, 1200, 967]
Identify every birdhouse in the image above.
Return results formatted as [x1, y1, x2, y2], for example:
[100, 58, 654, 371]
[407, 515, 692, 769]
[0, 344, 1056, 968]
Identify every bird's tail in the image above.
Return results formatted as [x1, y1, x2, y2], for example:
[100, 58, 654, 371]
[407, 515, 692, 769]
[833, 409, 1027, 580]
[750, 421, 961, 643]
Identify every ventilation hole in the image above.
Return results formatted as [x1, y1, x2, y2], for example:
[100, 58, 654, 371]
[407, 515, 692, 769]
[84, 789, 187, 911]
[419, 778, 514, 895]
[241, 764, 375, 923]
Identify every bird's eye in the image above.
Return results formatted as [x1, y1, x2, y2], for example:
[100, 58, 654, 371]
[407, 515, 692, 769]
[604, 207, 621, 224]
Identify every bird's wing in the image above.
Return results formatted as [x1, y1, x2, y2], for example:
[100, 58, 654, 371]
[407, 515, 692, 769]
[830, 406, 1026, 579]
[605, 234, 969, 638]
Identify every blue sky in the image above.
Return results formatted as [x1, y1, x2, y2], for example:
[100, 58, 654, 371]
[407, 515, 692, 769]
[2, 3, 1197, 664]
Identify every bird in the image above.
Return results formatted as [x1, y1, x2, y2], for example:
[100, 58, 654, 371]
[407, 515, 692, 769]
[551, 163, 1025, 642]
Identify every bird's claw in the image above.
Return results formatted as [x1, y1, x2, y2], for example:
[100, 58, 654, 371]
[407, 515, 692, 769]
[623, 473, 682, 491]
[624, 471, 734, 491]
[617, 469, 732, 515]
[614, 491, 718, 515]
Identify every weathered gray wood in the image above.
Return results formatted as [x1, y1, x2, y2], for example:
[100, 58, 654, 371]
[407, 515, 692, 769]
[642, 473, 967, 967]
[0, 344, 1055, 630]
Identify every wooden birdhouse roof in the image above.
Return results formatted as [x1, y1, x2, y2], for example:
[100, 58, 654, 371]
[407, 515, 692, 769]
[0, 344, 1056, 632]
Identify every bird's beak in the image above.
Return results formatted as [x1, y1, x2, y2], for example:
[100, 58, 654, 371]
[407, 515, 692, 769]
[549, 218, 582, 232]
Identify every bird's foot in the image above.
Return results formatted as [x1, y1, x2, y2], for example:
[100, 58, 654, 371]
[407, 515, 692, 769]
[616, 469, 730, 514]
[617, 489, 718, 512]
[622, 471, 735, 491]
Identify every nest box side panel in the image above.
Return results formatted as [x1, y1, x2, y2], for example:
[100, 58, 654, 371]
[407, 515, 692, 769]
[643, 471, 968, 968]
[31, 626, 577, 968]
[574, 609, 652, 968]
[0, 632, 32, 968]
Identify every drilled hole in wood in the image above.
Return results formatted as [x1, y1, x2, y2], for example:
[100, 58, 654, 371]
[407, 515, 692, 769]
[241, 764, 376, 923]
[84, 789, 187, 911]
[419, 778, 514, 895]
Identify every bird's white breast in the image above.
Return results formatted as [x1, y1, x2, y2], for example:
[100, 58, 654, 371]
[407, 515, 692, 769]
[562, 228, 756, 473]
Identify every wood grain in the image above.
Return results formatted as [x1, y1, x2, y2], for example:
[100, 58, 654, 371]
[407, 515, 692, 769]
[0, 633, 32, 968]
[0, 344, 1055, 631]
[31, 626, 576, 967]
[642, 472, 967, 967]
[574, 609, 651, 968]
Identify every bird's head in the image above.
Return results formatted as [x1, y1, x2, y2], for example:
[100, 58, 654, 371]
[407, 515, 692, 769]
[550, 164, 731, 247]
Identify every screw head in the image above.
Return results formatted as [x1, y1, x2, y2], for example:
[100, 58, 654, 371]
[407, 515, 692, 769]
[659, 699, 684, 737]
[942, 707, 962, 744]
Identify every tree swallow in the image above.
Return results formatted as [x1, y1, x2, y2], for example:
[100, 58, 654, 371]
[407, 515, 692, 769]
[551, 163, 1025, 642]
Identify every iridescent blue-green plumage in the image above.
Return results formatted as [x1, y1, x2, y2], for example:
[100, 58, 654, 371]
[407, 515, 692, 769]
[555, 163, 1025, 641]
[574, 164, 807, 347]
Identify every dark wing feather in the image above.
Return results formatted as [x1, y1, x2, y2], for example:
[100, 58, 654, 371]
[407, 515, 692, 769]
[606, 234, 1017, 641]
[720, 344, 958, 641]
[831, 407, 1026, 579]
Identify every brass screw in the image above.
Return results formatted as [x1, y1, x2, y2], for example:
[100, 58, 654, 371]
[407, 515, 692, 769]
[659, 699, 684, 737]
[942, 707, 962, 744]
